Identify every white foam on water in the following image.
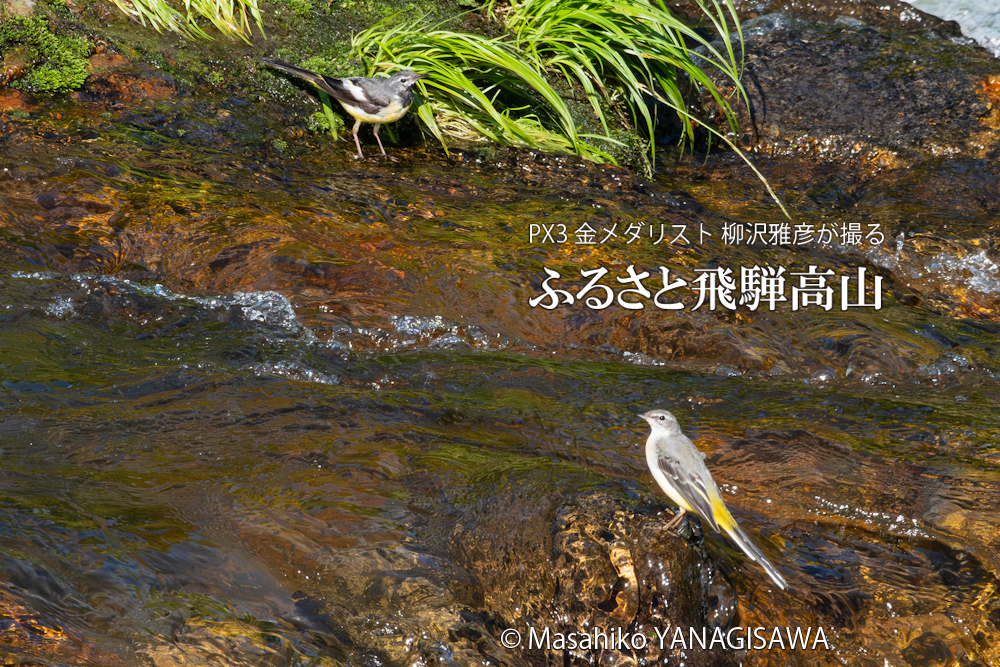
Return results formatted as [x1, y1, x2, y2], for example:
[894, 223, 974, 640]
[908, 0, 1000, 56]
[243, 361, 337, 385]
[926, 249, 1000, 294]
[11, 271, 317, 341]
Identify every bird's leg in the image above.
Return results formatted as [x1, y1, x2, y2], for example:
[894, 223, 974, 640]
[373, 124, 386, 156]
[352, 120, 364, 160]
[664, 509, 687, 532]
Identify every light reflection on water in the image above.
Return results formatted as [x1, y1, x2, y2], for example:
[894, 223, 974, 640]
[2, 265, 999, 665]
[2, 101, 1000, 665]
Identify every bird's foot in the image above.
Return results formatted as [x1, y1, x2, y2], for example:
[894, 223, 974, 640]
[664, 509, 687, 532]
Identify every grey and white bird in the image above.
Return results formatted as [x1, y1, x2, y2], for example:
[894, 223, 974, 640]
[639, 409, 788, 590]
[262, 58, 426, 160]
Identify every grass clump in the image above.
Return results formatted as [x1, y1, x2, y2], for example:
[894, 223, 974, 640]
[352, 0, 788, 215]
[0, 16, 92, 95]
[109, 0, 264, 43]
[355, 26, 617, 162]
[354, 0, 742, 167]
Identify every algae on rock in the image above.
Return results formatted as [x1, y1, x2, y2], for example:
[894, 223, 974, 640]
[0, 15, 91, 94]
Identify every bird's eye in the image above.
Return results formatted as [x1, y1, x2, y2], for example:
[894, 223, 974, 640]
[658, 415, 665, 421]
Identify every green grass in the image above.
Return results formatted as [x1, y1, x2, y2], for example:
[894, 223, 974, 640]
[109, 0, 264, 43]
[351, 0, 788, 215]
[354, 25, 617, 161]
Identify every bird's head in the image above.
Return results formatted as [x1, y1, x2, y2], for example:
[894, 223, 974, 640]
[638, 409, 682, 435]
[390, 70, 428, 90]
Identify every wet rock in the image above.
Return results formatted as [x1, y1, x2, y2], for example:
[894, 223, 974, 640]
[673, 0, 963, 35]
[2, 0, 34, 17]
[700, 4, 1000, 162]
[452, 490, 738, 667]
[1, 46, 32, 87]
[0, 87, 33, 112]
[77, 55, 176, 104]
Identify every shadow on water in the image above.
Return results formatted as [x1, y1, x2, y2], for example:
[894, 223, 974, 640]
[1, 98, 1000, 666]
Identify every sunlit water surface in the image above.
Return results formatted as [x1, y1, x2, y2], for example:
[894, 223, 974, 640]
[909, 0, 1000, 55]
[0, 99, 999, 667]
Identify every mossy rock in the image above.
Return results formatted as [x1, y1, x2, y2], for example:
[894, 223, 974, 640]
[0, 16, 92, 95]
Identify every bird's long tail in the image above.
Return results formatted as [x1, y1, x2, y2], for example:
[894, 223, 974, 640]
[261, 58, 340, 99]
[713, 498, 788, 590]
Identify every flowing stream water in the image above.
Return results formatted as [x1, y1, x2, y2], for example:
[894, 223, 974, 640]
[908, 0, 1000, 56]
[1, 72, 999, 666]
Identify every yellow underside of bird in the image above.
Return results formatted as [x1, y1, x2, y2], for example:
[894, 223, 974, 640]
[340, 98, 410, 124]
[711, 496, 736, 531]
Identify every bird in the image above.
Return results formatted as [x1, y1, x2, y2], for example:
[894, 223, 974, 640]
[638, 409, 788, 590]
[262, 58, 427, 160]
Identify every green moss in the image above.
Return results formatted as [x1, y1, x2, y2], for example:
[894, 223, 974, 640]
[0, 16, 92, 95]
[300, 54, 360, 78]
[306, 109, 344, 134]
[275, 0, 312, 16]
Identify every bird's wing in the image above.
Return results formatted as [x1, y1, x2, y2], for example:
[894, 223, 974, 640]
[656, 452, 721, 532]
[334, 78, 392, 111]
